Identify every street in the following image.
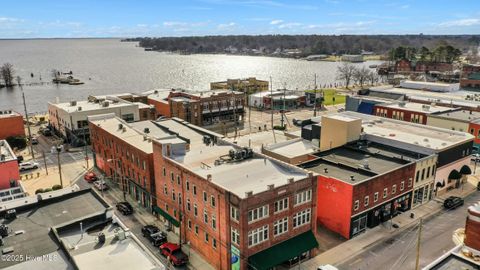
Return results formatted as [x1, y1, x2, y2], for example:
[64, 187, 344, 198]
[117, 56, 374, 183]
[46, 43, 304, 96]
[339, 191, 480, 270]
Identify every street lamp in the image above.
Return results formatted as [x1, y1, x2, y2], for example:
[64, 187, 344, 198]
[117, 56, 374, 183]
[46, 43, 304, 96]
[107, 158, 126, 200]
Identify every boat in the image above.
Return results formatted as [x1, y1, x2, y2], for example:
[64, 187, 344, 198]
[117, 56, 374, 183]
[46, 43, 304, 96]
[369, 64, 378, 68]
[68, 80, 84, 85]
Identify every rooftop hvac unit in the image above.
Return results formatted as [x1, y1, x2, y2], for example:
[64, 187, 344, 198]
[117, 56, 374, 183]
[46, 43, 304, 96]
[0, 154, 5, 161]
[144, 127, 150, 134]
[118, 123, 123, 130]
[115, 228, 126, 240]
[78, 106, 82, 111]
[97, 232, 106, 244]
[70, 101, 77, 106]
[0, 225, 8, 237]
[102, 101, 110, 107]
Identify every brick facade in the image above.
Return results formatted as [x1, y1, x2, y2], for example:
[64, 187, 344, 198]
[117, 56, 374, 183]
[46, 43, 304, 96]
[0, 111, 25, 140]
[465, 207, 480, 251]
[373, 105, 428, 124]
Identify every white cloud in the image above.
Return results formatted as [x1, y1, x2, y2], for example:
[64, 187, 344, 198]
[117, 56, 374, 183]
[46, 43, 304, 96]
[439, 18, 480, 27]
[217, 22, 236, 29]
[400, 4, 410, 9]
[163, 21, 188, 27]
[278, 22, 302, 29]
[270, 19, 283, 25]
[0, 17, 23, 23]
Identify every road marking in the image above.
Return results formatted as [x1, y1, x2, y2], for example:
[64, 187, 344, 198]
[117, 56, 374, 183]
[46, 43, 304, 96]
[349, 258, 363, 266]
[369, 250, 379, 257]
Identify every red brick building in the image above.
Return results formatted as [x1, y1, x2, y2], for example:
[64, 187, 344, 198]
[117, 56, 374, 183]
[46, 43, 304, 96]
[0, 140, 20, 190]
[300, 145, 416, 239]
[395, 59, 412, 73]
[151, 118, 318, 270]
[465, 202, 480, 251]
[0, 110, 25, 140]
[88, 114, 168, 209]
[373, 102, 453, 125]
[394, 59, 453, 74]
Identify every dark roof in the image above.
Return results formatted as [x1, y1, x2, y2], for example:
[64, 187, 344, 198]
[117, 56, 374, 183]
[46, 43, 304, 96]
[0, 190, 108, 269]
[428, 254, 480, 270]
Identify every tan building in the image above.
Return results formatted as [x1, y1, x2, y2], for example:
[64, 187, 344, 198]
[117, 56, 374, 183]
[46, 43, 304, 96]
[319, 114, 362, 151]
[210, 77, 268, 94]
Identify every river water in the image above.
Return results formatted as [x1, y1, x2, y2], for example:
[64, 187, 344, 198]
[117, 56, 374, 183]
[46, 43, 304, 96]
[0, 39, 382, 113]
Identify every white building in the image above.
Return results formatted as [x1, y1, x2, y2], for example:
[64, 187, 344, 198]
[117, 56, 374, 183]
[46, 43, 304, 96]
[400, 80, 460, 92]
[48, 97, 141, 145]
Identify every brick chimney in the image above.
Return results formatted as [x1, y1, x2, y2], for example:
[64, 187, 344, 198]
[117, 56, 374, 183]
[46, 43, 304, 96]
[465, 201, 480, 251]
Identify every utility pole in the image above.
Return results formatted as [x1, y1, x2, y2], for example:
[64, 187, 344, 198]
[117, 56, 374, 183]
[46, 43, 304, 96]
[313, 74, 318, 117]
[415, 218, 423, 270]
[18, 76, 35, 159]
[56, 145, 63, 187]
[280, 83, 286, 129]
[269, 76, 276, 143]
[231, 91, 238, 139]
[42, 150, 48, 175]
[83, 127, 89, 169]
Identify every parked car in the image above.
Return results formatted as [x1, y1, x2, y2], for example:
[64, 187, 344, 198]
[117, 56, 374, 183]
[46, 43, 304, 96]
[19, 161, 39, 171]
[472, 153, 480, 162]
[116, 202, 133, 215]
[443, 196, 464, 209]
[41, 128, 52, 136]
[160, 242, 188, 266]
[149, 231, 168, 246]
[16, 155, 24, 164]
[31, 137, 39, 145]
[318, 265, 339, 270]
[93, 180, 108, 191]
[84, 172, 98, 183]
[142, 225, 160, 237]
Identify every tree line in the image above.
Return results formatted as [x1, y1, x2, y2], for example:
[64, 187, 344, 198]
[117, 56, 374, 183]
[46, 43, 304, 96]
[389, 45, 462, 63]
[127, 35, 480, 57]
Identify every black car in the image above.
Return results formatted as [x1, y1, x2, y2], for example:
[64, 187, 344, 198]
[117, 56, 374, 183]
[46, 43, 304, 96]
[149, 231, 168, 246]
[116, 202, 133, 215]
[142, 225, 160, 237]
[443, 196, 464, 209]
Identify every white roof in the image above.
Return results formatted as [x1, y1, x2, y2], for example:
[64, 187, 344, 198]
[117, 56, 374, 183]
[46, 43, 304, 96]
[341, 111, 474, 150]
[264, 138, 317, 158]
[377, 102, 453, 114]
[51, 100, 136, 113]
[171, 143, 309, 198]
[145, 89, 171, 103]
[0, 140, 16, 162]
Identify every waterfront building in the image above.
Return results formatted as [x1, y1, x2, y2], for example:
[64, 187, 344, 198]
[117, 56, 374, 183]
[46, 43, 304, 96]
[0, 140, 20, 190]
[341, 54, 364, 62]
[0, 110, 25, 140]
[400, 80, 460, 92]
[48, 97, 142, 145]
[210, 77, 269, 94]
[248, 90, 305, 110]
[151, 117, 319, 270]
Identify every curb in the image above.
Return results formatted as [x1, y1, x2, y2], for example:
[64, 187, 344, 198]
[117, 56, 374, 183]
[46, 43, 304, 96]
[334, 188, 478, 266]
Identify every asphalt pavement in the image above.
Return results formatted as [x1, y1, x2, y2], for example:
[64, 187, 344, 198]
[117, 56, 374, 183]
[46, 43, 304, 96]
[338, 191, 480, 270]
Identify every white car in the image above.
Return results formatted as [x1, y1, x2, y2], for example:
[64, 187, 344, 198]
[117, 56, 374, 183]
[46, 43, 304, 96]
[19, 161, 39, 171]
[472, 153, 480, 162]
[318, 265, 339, 270]
[93, 180, 109, 191]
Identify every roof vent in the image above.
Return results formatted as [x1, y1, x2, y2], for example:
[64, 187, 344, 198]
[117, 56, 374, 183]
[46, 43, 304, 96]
[70, 101, 77, 106]
[268, 184, 275, 190]
[324, 168, 328, 173]
[350, 175, 355, 181]
[144, 127, 150, 134]
[102, 101, 110, 107]
[287, 178, 294, 184]
[423, 138, 429, 142]
[122, 127, 126, 132]
[118, 124, 123, 130]
[245, 191, 253, 197]
[78, 106, 82, 111]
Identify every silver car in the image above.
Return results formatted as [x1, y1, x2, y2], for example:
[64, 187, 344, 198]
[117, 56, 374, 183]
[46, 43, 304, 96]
[19, 161, 39, 171]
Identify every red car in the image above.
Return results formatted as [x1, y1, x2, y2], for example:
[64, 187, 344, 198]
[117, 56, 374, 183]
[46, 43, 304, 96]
[84, 172, 98, 183]
[160, 242, 188, 266]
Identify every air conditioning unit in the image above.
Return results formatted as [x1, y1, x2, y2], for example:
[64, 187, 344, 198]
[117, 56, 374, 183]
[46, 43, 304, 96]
[102, 101, 110, 107]
[70, 101, 77, 106]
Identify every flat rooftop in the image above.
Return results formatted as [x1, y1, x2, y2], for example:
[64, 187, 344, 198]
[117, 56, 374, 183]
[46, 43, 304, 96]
[155, 118, 221, 148]
[226, 131, 289, 152]
[331, 111, 474, 150]
[144, 89, 171, 103]
[377, 102, 454, 114]
[51, 99, 137, 113]
[430, 109, 480, 122]
[0, 110, 21, 119]
[264, 138, 317, 158]
[170, 143, 309, 198]
[0, 190, 108, 269]
[0, 140, 16, 162]
[58, 221, 164, 270]
[423, 245, 480, 270]
[299, 143, 414, 184]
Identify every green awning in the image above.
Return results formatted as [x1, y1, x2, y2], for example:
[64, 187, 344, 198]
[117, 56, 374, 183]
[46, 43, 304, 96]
[248, 230, 318, 270]
[152, 206, 180, 227]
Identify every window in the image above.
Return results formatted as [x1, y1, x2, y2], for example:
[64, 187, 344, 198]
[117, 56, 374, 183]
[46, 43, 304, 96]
[186, 180, 190, 191]
[274, 197, 289, 213]
[164, 184, 168, 195]
[415, 171, 420, 182]
[408, 178, 413, 187]
[212, 215, 216, 230]
[364, 196, 369, 207]
[177, 175, 180, 185]
[248, 225, 269, 247]
[211, 195, 216, 207]
[212, 238, 217, 249]
[188, 220, 192, 229]
[231, 206, 239, 222]
[205, 232, 209, 243]
[204, 210, 209, 223]
[172, 191, 176, 201]
[374, 192, 379, 202]
[293, 208, 311, 228]
[193, 185, 197, 195]
[170, 172, 174, 182]
[195, 225, 199, 235]
[178, 193, 182, 205]
[194, 204, 198, 217]
[392, 185, 397, 194]
[400, 181, 405, 191]
[187, 199, 191, 211]
[383, 188, 388, 198]
[273, 217, 288, 236]
[432, 165, 436, 175]
[354, 200, 360, 211]
[426, 167, 431, 178]
[421, 168, 425, 180]
[203, 191, 207, 202]
[248, 205, 269, 223]
[294, 189, 312, 206]
[231, 228, 240, 245]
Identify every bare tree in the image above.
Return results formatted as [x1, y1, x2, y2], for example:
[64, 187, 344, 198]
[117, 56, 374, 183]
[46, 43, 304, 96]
[0, 63, 15, 87]
[353, 66, 370, 88]
[336, 63, 356, 88]
[367, 70, 379, 86]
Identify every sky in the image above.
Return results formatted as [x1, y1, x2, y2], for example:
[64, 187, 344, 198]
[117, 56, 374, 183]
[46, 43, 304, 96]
[0, 0, 479, 38]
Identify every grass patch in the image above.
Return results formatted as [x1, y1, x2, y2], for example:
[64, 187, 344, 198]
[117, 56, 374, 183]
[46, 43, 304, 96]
[305, 88, 346, 105]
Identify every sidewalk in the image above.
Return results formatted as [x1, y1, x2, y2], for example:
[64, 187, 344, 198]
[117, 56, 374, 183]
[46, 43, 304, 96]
[302, 176, 479, 269]
[95, 169, 215, 270]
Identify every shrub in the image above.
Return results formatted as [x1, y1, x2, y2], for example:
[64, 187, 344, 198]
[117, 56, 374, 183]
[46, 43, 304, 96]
[43, 188, 52, 192]
[52, 185, 62, 190]
[273, 125, 286, 131]
[6, 136, 27, 149]
[35, 188, 44, 194]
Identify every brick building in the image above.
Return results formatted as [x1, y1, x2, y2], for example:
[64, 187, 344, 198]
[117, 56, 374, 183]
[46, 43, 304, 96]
[146, 89, 245, 127]
[0, 110, 25, 140]
[151, 118, 319, 270]
[210, 77, 269, 94]
[88, 114, 173, 209]
[0, 140, 20, 190]
[373, 102, 454, 125]
[299, 144, 416, 239]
